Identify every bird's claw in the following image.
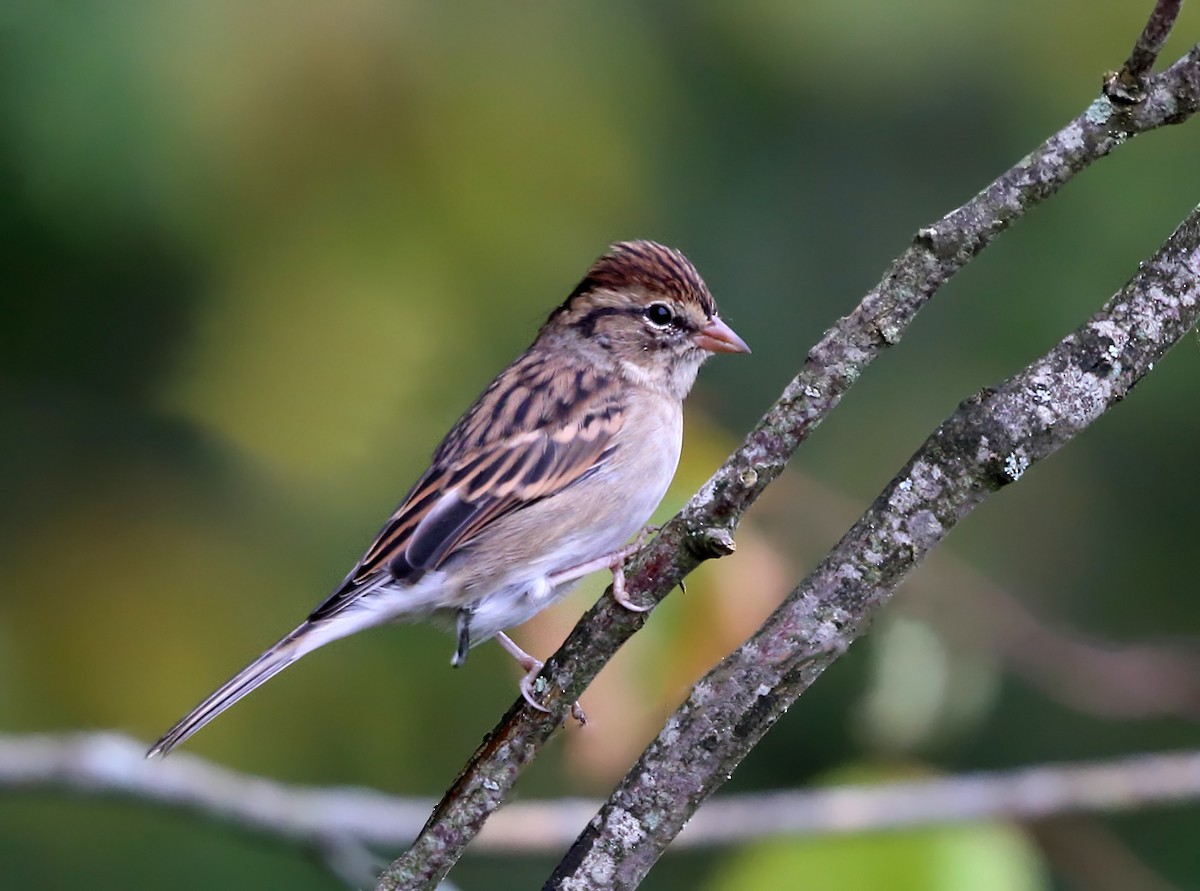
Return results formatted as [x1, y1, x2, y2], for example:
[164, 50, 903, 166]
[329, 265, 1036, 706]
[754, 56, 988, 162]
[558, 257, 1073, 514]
[610, 562, 652, 613]
[499, 632, 586, 723]
[518, 665, 587, 724]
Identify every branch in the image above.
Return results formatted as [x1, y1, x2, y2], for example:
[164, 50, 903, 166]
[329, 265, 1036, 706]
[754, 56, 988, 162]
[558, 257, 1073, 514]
[7, 732, 1200, 856]
[548, 203, 1200, 889]
[0, 732, 430, 847]
[382, 37, 1200, 891]
[375, 33, 1200, 891]
[1106, 0, 1184, 103]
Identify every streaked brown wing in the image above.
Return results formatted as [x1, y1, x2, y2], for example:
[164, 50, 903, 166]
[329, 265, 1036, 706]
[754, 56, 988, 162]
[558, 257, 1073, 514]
[309, 358, 624, 621]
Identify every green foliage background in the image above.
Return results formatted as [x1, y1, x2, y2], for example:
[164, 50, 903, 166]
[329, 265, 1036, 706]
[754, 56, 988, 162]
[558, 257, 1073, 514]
[2, 2, 1198, 888]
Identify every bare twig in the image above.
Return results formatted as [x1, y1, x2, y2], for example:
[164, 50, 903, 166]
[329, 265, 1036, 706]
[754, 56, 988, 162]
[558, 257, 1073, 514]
[375, 36, 1200, 891]
[0, 732, 431, 847]
[1106, 0, 1185, 103]
[6, 732, 1200, 857]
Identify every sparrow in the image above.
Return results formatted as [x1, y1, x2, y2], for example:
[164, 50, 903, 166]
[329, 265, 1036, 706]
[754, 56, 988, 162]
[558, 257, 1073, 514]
[148, 240, 749, 757]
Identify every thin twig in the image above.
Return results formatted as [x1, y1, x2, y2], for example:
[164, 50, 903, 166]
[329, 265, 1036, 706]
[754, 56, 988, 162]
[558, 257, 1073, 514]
[0, 732, 431, 847]
[6, 732, 1200, 856]
[1106, 0, 1185, 103]
[376, 39, 1200, 891]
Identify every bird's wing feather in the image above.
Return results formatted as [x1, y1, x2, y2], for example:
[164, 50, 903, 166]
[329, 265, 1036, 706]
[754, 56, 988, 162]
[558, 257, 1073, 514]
[309, 357, 624, 621]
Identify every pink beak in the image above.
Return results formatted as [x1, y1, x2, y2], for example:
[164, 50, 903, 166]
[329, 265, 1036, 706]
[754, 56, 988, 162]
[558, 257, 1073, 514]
[692, 316, 751, 354]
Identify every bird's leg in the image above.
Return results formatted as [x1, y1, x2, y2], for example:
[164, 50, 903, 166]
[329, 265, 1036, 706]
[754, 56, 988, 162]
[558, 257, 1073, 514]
[452, 608, 472, 668]
[547, 524, 661, 613]
[495, 632, 586, 724]
[494, 633, 547, 711]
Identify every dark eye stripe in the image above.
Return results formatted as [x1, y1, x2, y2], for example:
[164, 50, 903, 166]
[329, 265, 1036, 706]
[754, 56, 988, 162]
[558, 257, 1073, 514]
[574, 300, 705, 338]
[574, 306, 624, 338]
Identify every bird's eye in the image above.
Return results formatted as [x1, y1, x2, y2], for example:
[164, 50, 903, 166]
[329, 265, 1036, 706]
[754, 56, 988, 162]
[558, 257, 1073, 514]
[644, 303, 674, 327]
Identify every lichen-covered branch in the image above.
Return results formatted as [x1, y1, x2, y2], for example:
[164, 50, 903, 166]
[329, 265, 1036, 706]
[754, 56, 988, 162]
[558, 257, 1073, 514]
[547, 203, 1200, 890]
[375, 35, 1200, 891]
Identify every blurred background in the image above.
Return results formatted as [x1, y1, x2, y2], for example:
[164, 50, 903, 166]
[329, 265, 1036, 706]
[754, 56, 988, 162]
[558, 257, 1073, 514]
[2, 1, 1199, 888]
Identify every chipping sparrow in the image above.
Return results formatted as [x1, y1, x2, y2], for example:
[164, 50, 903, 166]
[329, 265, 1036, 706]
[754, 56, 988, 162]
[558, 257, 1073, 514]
[148, 240, 748, 756]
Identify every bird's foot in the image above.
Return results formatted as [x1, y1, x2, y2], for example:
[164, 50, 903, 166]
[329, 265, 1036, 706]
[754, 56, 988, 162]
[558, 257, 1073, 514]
[496, 632, 586, 723]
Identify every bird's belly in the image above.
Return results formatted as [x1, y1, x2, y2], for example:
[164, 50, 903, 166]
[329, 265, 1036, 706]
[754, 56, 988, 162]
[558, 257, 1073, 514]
[455, 515, 649, 644]
[448, 395, 682, 643]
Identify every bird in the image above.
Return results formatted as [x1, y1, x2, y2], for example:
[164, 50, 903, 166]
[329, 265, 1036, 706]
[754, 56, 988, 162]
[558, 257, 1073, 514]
[147, 240, 749, 757]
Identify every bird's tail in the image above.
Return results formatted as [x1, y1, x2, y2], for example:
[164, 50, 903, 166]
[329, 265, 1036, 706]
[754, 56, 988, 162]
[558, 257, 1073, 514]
[146, 608, 380, 758]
